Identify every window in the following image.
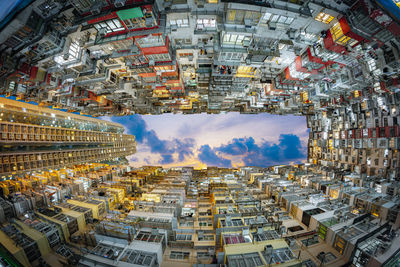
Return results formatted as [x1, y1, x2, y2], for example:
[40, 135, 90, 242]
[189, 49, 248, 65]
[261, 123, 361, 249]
[237, 66, 257, 77]
[219, 52, 243, 61]
[222, 33, 251, 46]
[54, 41, 81, 64]
[198, 234, 214, 241]
[109, 72, 118, 83]
[227, 9, 260, 25]
[334, 236, 347, 254]
[175, 38, 192, 45]
[170, 251, 190, 260]
[228, 253, 263, 267]
[315, 12, 334, 24]
[146, 53, 171, 62]
[176, 234, 192, 241]
[199, 220, 212, 227]
[179, 53, 193, 58]
[367, 58, 381, 76]
[261, 12, 294, 26]
[136, 35, 164, 48]
[318, 224, 327, 240]
[154, 65, 173, 71]
[170, 18, 189, 28]
[330, 22, 358, 46]
[197, 252, 210, 259]
[71, 0, 95, 11]
[196, 18, 216, 29]
[94, 19, 125, 34]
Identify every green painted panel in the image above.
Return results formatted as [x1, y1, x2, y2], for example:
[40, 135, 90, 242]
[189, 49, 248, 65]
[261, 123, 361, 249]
[117, 7, 144, 21]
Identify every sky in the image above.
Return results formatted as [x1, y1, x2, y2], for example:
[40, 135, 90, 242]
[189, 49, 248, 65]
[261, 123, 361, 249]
[103, 113, 309, 169]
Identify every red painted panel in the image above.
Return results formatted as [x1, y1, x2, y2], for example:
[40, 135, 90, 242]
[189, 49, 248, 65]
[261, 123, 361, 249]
[161, 71, 178, 77]
[323, 30, 348, 54]
[19, 63, 31, 75]
[284, 67, 299, 81]
[295, 56, 308, 73]
[142, 47, 169, 55]
[139, 72, 156, 77]
[87, 13, 118, 25]
[29, 66, 38, 80]
[140, 37, 169, 55]
[339, 17, 365, 42]
[46, 74, 51, 85]
[387, 21, 400, 36]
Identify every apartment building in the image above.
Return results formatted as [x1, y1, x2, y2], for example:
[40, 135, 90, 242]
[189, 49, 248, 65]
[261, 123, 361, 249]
[0, 98, 136, 177]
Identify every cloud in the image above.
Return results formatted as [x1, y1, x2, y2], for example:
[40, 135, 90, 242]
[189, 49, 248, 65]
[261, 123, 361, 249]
[198, 145, 232, 167]
[218, 137, 252, 155]
[160, 154, 174, 164]
[129, 157, 139, 162]
[175, 138, 196, 161]
[215, 134, 306, 167]
[118, 114, 149, 143]
[104, 114, 307, 168]
[144, 157, 151, 165]
[106, 115, 196, 165]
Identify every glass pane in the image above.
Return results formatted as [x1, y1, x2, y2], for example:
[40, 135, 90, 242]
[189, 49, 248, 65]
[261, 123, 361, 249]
[271, 15, 279, 22]
[263, 12, 271, 20]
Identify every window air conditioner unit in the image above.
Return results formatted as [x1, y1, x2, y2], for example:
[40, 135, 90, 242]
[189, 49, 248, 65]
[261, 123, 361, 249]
[92, 7, 101, 15]
[197, 0, 205, 8]
[269, 22, 277, 30]
[145, 17, 153, 27]
[114, 0, 126, 8]
[98, 28, 107, 37]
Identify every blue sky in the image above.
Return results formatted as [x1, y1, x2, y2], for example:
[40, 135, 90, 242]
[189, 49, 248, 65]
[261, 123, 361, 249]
[104, 113, 309, 168]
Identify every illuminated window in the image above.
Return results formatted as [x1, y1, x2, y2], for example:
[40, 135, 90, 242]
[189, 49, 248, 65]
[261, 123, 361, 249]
[94, 19, 125, 34]
[226, 9, 261, 25]
[154, 65, 173, 71]
[315, 12, 334, 24]
[330, 22, 358, 46]
[178, 53, 193, 58]
[236, 66, 257, 77]
[334, 236, 347, 254]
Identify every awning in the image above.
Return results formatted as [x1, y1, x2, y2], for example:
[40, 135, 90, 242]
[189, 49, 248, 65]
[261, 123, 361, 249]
[116, 7, 144, 21]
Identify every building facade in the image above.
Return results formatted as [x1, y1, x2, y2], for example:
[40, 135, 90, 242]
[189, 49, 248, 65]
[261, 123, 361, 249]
[0, 97, 136, 176]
